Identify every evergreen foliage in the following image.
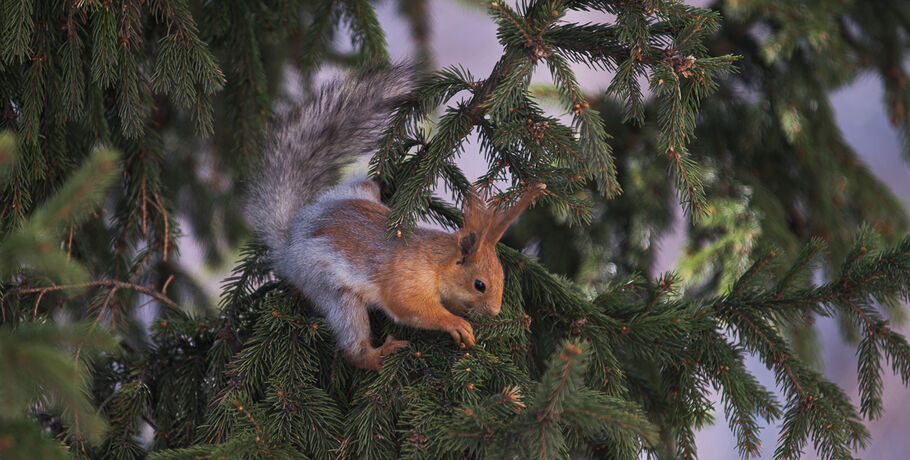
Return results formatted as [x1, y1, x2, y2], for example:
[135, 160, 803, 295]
[2, 1, 910, 459]
[0, 133, 119, 456]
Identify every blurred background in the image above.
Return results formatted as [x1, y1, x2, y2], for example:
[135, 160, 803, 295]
[167, 0, 908, 458]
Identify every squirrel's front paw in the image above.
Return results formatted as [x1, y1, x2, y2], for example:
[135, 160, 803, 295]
[446, 317, 475, 349]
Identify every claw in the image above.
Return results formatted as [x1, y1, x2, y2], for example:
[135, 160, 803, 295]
[446, 317, 475, 349]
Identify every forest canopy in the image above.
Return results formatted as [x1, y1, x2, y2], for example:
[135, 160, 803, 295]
[2, 1, 910, 459]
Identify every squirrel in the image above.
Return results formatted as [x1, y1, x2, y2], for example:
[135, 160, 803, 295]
[246, 65, 545, 371]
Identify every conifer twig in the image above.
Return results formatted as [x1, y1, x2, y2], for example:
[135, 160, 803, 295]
[724, 308, 806, 398]
[3, 279, 181, 314]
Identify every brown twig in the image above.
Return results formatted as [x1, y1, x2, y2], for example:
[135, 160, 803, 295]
[671, 22, 703, 54]
[32, 290, 46, 321]
[732, 251, 775, 298]
[538, 344, 581, 422]
[104, 288, 119, 333]
[491, 3, 534, 44]
[232, 400, 277, 459]
[149, 194, 169, 261]
[644, 277, 673, 316]
[66, 223, 74, 261]
[534, 2, 564, 40]
[668, 148, 701, 214]
[129, 250, 152, 284]
[141, 176, 147, 236]
[3, 279, 181, 314]
[162, 274, 174, 295]
[774, 245, 822, 297]
[728, 309, 806, 399]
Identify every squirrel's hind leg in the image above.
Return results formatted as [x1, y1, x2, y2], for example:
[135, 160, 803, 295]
[322, 290, 408, 371]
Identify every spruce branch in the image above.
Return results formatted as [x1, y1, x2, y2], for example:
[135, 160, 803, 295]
[2, 279, 184, 319]
[0, 0, 34, 64]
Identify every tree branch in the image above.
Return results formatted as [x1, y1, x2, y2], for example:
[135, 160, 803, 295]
[3, 279, 182, 315]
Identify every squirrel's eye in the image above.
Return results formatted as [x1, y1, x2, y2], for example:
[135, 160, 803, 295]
[474, 280, 486, 293]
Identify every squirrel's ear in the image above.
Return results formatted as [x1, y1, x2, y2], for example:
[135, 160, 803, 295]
[486, 183, 546, 243]
[457, 232, 478, 265]
[462, 186, 492, 240]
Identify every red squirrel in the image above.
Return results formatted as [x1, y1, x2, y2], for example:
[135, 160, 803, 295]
[247, 66, 544, 370]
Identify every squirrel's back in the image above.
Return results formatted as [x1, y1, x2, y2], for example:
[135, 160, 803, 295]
[246, 65, 415, 254]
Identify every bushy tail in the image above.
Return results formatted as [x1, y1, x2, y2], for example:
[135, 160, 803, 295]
[247, 65, 415, 253]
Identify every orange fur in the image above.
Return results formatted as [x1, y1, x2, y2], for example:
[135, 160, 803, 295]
[310, 180, 544, 370]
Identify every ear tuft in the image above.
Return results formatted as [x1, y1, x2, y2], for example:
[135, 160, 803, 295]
[485, 183, 546, 243]
[462, 187, 493, 240]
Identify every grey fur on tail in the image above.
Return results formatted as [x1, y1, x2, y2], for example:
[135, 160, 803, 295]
[246, 65, 416, 253]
